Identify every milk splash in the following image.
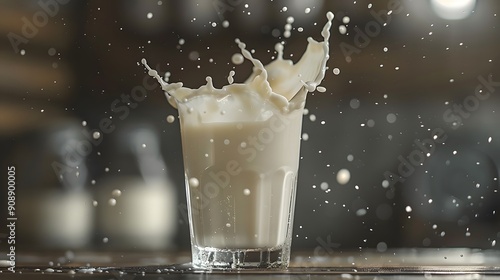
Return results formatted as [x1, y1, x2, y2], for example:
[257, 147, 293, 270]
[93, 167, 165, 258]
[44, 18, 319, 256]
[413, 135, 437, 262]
[141, 12, 334, 113]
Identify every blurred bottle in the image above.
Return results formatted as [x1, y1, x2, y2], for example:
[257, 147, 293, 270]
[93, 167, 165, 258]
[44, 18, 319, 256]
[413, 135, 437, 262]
[95, 122, 177, 250]
[15, 119, 94, 250]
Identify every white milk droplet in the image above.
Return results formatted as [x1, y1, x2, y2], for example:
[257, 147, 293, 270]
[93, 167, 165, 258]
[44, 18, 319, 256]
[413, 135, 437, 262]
[102, 237, 109, 243]
[377, 242, 388, 252]
[333, 68, 341, 75]
[367, 119, 375, 127]
[317, 86, 326, 92]
[243, 189, 251, 195]
[350, 99, 360, 109]
[336, 169, 351, 185]
[147, 12, 153, 19]
[488, 137, 492, 143]
[112, 189, 122, 197]
[386, 113, 397, 123]
[48, 48, 56, 56]
[226, 223, 231, 228]
[92, 200, 98, 207]
[82, 121, 87, 126]
[108, 198, 116, 206]
[178, 38, 185, 45]
[356, 209, 367, 216]
[302, 133, 309, 141]
[309, 114, 316, 122]
[320, 182, 329, 190]
[342, 16, 350, 24]
[142, 143, 147, 148]
[189, 177, 200, 188]
[93, 131, 101, 139]
[166, 115, 175, 123]
[347, 154, 354, 161]
[222, 20, 229, 28]
[20, 49, 26, 55]
[382, 180, 390, 188]
[231, 53, 244, 65]
[405, 206, 412, 212]
[339, 25, 347, 35]
[305, 8, 311, 14]
[284, 17, 294, 38]
[228, 70, 235, 84]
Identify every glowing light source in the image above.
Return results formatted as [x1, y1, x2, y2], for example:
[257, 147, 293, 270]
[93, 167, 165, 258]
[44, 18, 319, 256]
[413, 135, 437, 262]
[430, 0, 476, 20]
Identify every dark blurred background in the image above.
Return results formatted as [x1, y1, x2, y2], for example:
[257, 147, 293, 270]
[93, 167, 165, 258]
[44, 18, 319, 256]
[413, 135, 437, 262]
[1, 0, 499, 254]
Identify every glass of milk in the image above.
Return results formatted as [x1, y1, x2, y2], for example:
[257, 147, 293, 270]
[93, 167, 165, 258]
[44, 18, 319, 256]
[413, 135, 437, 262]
[143, 11, 334, 269]
[178, 92, 304, 269]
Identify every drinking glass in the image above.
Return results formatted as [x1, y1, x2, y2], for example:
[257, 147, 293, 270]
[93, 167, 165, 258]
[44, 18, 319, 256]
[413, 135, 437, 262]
[178, 94, 305, 269]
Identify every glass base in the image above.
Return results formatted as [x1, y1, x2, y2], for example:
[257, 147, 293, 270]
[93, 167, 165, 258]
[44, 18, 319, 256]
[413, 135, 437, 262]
[191, 245, 290, 269]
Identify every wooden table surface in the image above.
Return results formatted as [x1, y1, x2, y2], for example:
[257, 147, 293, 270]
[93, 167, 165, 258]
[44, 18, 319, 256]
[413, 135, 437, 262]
[1, 248, 500, 279]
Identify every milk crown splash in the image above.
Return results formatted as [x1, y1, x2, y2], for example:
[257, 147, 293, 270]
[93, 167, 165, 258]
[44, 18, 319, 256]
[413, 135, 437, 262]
[142, 12, 334, 113]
